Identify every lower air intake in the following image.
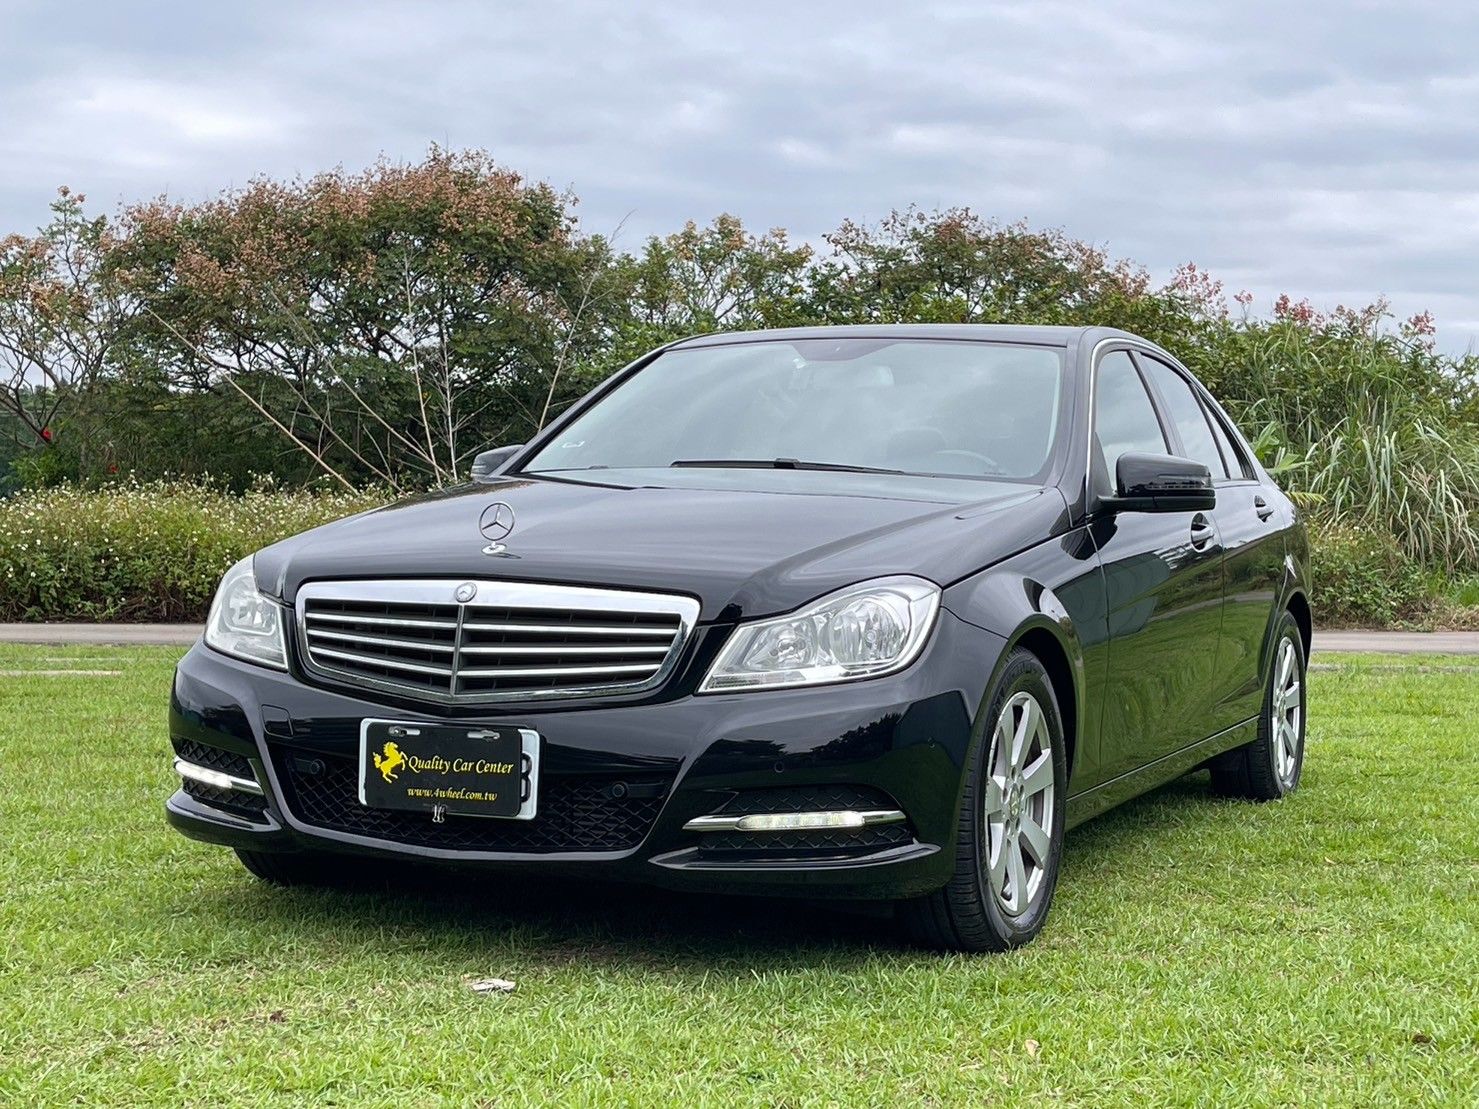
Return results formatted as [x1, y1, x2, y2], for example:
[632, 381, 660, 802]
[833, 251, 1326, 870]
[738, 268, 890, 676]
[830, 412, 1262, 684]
[273, 749, 669, 853]
[172, 738, 269, 823]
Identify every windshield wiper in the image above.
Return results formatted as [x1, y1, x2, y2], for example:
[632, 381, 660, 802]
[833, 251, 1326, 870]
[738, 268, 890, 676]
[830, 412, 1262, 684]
[670, 458, 910, 476]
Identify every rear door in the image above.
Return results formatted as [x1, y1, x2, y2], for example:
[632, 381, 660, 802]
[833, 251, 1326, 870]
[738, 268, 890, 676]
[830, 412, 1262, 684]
[1089, 349, 1226, 781]
[1136, 355, 1282, 734]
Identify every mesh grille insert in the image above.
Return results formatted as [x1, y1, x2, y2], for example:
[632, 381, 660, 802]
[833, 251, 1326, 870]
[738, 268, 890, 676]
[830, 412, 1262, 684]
[173, 738, 255, 780]
[172, 738, 268, 822]
[273, 748, 669, 853]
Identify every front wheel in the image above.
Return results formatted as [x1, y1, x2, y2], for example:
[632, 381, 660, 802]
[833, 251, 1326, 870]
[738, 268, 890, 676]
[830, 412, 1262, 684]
[235, 848, 358, 887]
[1210, 610, 1307, 801]
[901, 648, 1068, 952]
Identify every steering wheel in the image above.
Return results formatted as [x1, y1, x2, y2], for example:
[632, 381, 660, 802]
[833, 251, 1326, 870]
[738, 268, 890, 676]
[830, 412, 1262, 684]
[928, 448, 1004, 476]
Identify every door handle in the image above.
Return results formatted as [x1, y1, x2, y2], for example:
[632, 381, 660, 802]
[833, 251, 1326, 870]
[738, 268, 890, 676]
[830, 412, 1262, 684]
[1254, 495, 1274, 521]
[1189, 514, 1215, 550]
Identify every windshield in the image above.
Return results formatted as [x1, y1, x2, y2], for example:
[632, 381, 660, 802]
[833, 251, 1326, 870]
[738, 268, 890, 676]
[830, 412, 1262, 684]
[523, 338, 1067, 483]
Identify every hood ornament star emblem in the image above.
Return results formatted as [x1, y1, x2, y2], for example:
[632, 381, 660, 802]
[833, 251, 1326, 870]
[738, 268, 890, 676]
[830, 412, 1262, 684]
[479, 502, 516, 555]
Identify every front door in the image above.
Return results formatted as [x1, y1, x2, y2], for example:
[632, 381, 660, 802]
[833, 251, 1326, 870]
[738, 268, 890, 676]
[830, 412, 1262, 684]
[1136, 354, 1283, 735]
[1089, 350, 1226, 781]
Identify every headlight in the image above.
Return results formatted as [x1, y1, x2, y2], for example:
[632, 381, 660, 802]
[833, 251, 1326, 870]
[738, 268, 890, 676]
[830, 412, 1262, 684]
[699, 576, 940, 693]
[203, 557, 288, 670]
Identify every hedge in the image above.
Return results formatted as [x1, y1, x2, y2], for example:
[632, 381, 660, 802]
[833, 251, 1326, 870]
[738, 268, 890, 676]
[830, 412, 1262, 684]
[0, 481, 386, 622]
[1, 482, 1473, 628]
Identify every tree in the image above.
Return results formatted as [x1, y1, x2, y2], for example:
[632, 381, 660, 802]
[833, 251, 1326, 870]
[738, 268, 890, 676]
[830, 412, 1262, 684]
[809, 208, 1156, 326]
[611, 215, 816, 356]
[114, 148, 614, 490]
[0, 189, 132, 463]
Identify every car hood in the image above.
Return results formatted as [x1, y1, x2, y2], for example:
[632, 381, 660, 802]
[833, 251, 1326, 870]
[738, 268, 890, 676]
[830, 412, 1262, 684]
[253, 471, 1069, 623]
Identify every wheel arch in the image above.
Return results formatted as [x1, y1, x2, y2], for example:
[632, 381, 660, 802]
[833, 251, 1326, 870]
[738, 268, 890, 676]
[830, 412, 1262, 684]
[943, 548, 1098, 793]
[956, 602, 1085, 788]
[1008, 623, 1079, 783]
[1261, 547, 1313, 682]
[1286, 589, 1312, 659]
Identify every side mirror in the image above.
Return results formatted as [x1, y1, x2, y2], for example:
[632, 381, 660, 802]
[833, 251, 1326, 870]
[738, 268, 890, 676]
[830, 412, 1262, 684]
[470, 444, 524, 482]
[1107, 452, 1216, 512]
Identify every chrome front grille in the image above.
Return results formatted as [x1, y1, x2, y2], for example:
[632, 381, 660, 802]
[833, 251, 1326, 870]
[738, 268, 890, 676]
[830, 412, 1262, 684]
[296, 580, 699, 704]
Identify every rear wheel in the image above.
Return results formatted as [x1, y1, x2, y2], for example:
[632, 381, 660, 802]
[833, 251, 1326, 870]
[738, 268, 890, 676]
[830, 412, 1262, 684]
[1210, 610, 1306, 801]
[902, 649, 1068, 952]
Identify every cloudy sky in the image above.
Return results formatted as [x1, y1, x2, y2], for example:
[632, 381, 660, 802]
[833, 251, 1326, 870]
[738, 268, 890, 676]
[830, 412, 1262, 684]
[4, 0, 1477, 350]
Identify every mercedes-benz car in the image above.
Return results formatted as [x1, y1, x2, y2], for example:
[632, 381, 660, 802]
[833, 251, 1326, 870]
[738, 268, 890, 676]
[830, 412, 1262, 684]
[167, 325, 1310, 952]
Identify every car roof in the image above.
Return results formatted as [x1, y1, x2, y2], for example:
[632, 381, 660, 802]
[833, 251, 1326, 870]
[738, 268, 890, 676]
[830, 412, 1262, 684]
[669, 323, 1144, 350]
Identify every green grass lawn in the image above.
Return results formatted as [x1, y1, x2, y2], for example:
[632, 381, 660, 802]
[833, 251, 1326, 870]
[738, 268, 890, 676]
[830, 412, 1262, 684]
[1, 646, 1475, 1106]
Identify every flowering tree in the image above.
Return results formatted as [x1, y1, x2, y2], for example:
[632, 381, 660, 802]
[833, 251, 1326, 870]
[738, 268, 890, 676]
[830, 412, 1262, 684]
[0, 155, 1474, 576]
[613, 214, 815, 351]
[807, 208, 1155, 326]
[0, 189, 131, 457]
[116, 149, 616, 491]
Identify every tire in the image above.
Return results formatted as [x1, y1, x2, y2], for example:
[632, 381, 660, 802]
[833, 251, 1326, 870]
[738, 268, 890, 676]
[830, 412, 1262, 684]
[1210, 610, 1306, 801]
[901, 648, 1069, 952]
[235, 848, 354, 887]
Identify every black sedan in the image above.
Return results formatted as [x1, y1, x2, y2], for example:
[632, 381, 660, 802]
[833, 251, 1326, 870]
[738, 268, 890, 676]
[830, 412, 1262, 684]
[167, 324, 1311, 952]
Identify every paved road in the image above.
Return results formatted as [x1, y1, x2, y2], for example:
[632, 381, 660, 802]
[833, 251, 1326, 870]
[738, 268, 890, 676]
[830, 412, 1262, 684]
[1, 623, 1478, 654]
[0, 623, 202, 645]
[1311, 630, 1479, 654]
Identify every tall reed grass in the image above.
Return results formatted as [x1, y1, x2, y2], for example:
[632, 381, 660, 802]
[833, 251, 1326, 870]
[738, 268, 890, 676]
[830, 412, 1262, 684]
[1193, 318, 1479, 575]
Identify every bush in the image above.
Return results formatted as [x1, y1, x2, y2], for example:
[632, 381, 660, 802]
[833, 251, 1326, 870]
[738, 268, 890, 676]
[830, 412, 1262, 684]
[0, 481, 387, 621]
[1309, 520, 1432, 628]
[0, 482, 1472, 629]
[1187, 316, 1479, 573]
[2, 161, 1477, 627]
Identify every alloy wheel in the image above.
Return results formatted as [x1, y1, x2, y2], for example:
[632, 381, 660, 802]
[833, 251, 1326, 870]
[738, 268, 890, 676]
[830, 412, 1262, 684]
[1272, 636, 1303, 787]
[983, 690, 1057, 917]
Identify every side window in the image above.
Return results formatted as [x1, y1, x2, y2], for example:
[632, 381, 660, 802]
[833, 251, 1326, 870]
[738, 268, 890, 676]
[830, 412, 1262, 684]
[1137, 356, 1228, 479]
[1093, 351, 1168, 490]
[1205, 403, 1254, 480]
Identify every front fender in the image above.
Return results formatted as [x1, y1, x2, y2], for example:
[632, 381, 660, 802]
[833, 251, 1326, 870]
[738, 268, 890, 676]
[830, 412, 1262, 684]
[941, 528, 1107, 795]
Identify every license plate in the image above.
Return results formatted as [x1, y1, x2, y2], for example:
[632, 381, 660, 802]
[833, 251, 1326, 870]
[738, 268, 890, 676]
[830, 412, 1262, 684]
[358, 720, 540, 820]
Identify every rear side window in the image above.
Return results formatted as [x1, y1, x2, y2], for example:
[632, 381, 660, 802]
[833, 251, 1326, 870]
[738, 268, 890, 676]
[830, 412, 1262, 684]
[1205, 404, 1255, 480]
[1138, 356, 1227, 479]
[1093, 351, 1167, 483]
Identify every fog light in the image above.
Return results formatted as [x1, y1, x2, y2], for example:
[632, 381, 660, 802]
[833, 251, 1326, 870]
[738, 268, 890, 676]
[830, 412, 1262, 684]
[683, 808, 905, 833]
[736, 811, 865, 831]
[174, 756, 263, 796]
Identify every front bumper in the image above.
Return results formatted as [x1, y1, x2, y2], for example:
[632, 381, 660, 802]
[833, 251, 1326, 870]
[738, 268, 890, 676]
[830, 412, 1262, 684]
[167, 612, 1003, 899]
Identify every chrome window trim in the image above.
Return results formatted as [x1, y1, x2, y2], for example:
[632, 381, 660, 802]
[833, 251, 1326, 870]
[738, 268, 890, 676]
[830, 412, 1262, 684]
[294, 579, 701, 706]
[1084, 335, 1193, 511]
[1198, 389, 1258, 481]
